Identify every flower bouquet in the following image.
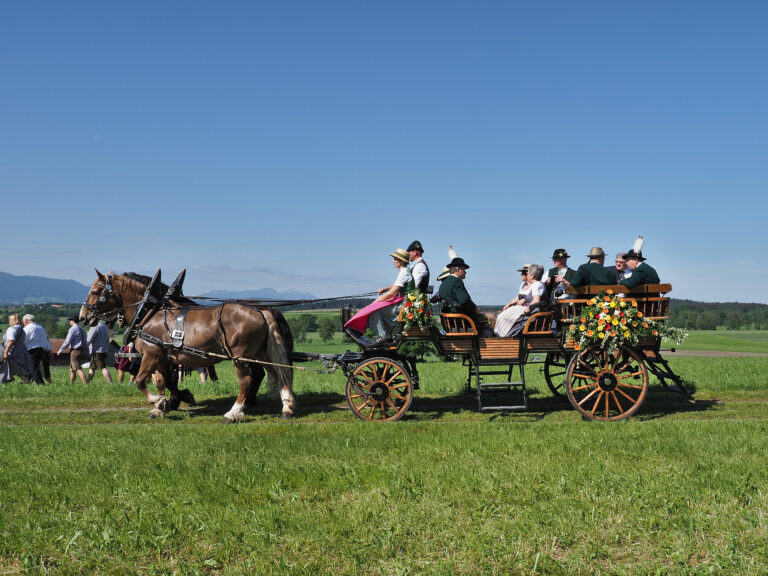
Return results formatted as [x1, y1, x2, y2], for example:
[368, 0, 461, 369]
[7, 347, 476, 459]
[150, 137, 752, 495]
[398, 291, 434, 332]
[569, 290, 686, 353]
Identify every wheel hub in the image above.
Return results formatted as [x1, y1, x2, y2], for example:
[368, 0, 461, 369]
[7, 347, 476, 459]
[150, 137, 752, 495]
[369, 382, 389, 401]
[597, 372, 618, 391]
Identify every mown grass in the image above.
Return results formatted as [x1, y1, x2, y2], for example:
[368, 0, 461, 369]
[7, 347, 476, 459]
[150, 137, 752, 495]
[675, 330, 768, 354]
[2, 333, 768, 574]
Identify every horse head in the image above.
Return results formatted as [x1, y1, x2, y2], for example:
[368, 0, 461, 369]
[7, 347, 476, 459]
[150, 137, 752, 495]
[81, 269, 123, 327]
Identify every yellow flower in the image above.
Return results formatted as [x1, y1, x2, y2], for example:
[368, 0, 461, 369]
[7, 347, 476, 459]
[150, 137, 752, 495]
[612, 318, 619, 326]
[580, 325, 586, 332]
[598, 332, 605, 339]
[610, 301, 616, 308]
[623, 331, 630, 338]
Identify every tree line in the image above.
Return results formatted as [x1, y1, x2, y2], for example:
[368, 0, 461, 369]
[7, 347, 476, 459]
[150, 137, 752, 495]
[667, 299, 768, 330]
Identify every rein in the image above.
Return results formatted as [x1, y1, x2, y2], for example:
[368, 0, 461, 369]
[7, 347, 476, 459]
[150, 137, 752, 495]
[183, 292, 378, 307]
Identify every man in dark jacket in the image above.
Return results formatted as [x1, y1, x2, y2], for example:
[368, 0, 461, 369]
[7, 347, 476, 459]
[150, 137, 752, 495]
[437, 257, 492, 336]
[620, 249, 660, 286]
[570, 247, 615, 287]
[545, 248, 575, 300]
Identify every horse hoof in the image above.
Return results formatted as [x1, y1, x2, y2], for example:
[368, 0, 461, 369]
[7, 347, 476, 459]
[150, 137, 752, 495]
[148, 412, 156, 419]
[280, 412, 293, 419]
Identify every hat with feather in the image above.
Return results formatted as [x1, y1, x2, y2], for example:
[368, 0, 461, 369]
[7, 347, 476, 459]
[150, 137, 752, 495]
[625, 236, 646, 261]
[438, 245, 457, 280]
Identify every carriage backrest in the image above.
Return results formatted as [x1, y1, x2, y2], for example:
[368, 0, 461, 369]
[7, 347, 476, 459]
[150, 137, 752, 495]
[435, 313, 476, 356]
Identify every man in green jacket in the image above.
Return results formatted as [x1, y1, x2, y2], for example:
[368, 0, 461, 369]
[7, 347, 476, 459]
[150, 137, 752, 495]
[570, 247, 615, 287]
[437, 257, 492, 336]
[620, 249, 660, 287]
[545, 248, 575, 300]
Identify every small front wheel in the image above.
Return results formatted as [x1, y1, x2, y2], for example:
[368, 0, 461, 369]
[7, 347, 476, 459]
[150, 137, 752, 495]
[345, 357, 413, 421]
[566, 346, 648, 421]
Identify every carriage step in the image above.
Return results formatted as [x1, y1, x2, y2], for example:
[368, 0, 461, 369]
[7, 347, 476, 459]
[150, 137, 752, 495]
[479, 382, 524, 390]
[480, 405, 527, 412]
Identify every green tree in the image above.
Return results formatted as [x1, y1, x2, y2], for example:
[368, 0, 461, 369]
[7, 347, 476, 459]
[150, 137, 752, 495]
[318, 316, 338, 343]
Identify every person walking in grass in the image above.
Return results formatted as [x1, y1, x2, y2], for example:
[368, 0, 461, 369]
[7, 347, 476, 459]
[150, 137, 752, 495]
[23, 313, 52, 384]
[85, 317, 113, 384]
[57, 316, 88, 384]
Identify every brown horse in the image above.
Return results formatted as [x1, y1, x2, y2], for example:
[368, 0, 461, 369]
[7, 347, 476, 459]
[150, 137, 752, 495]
[80, 270, 296, 421]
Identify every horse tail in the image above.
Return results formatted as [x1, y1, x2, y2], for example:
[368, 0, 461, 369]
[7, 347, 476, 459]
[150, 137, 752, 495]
[259, 308, 294, 396]
[272, 309, 294, 354]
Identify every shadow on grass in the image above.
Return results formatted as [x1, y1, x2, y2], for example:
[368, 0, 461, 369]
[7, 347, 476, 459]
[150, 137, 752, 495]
[163, 381, 717, 423]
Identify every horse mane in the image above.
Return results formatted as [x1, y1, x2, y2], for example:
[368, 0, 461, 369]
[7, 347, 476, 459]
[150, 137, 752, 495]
[114, 272, 197, 305]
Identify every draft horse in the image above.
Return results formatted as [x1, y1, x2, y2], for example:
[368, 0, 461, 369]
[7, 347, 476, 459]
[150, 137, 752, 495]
[81, 270, 297, 421]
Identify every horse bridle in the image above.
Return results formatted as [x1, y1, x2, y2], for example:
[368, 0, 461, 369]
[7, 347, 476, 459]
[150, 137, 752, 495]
[82, 275, 124, 327]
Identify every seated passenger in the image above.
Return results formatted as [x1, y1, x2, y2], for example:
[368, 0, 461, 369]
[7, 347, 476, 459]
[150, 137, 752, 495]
[494, 264, 546, 337]
[344, 249, 413, 340]
[545, 248, 574, 301]
[619, 248, 660, 287]
[437, 257, 492, 337]
[569, 247, 615, 287]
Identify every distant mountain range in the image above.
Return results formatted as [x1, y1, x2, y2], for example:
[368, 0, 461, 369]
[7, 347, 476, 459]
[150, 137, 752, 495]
[0, 271, 90, 305]
[0, 271, 316, 306]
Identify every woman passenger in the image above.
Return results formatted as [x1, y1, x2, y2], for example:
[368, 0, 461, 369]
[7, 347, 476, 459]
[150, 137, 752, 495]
[344, 249, 413, 341]
[493, 264, 546, 337]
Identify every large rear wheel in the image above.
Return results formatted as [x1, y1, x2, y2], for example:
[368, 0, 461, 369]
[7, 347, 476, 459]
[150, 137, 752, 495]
[543, 351, 572, 401]
[345, 357, 413, 421]
[566, 346, 648, 421]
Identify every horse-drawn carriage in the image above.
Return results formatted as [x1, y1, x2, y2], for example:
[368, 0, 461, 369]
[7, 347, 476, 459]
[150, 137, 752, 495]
[335, 283, 688, 422]
[83, 268, 686, 423]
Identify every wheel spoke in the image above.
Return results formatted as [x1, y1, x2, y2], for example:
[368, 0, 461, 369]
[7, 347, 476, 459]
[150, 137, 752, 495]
[617, 382, 645, 390]
[610, 391, 625, 414]
[615, 387, 637, 404]
[577, 386, 601, 407]
[590, 391, 605, 415]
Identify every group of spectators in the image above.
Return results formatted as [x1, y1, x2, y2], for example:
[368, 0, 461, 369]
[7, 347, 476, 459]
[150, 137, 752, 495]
[347, 239, 661, 342]
[1, 313, 114, 385]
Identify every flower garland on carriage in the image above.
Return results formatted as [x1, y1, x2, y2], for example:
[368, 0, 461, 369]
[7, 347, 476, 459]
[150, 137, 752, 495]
[397, 291, 435, 331]
[569, 290, 687, 354]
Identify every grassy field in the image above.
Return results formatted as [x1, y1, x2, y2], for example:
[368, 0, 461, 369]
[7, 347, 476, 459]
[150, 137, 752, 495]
[1, 331, 768, 574]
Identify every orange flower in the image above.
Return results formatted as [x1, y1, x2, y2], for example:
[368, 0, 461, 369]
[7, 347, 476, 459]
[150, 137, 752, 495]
[407, 313, 414, 320]
[610, 331, 616, 337]
[574, 344, 581, 350]
[653, 330, 659, 336]
[581, 317, 587, 324]
[606, 289, 614, 295]
[570, 325, 576, 332]
[643, 322, 648, 328]
[417, 308, 423, 314]
[586, 330, 594, 337]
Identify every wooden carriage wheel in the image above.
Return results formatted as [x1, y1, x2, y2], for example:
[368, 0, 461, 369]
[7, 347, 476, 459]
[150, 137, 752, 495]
[345, 357, 413, 422]
[543, 351, 572, 401]
[565, 346, 648, 421]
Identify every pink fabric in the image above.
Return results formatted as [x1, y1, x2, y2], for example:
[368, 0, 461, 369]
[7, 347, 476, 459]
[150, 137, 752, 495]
[344, 296, 405, 333]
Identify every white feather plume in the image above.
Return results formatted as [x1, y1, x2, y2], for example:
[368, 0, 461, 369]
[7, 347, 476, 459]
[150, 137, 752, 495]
[632, 236, 644, 253]
[448, 245, 457, 259]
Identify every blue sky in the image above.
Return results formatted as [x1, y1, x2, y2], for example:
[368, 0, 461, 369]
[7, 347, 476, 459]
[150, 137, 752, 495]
[2, 1, 766, 304]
